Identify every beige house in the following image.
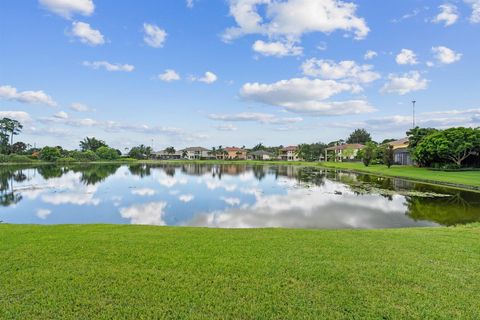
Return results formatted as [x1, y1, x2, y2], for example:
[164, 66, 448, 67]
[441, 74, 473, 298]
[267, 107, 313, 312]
[325, 144, 364, 162]
[388, 138, 412, 165]
[279, 146, 301, 161]
[181, 147, 212, 160]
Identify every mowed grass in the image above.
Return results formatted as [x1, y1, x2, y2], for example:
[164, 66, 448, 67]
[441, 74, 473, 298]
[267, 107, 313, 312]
[319, 162, 480, 189]
[1, 225, 479, 319]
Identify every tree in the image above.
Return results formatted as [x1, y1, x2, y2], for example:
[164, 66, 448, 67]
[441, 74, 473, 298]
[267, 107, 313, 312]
[346, 129, 372, 144]
[10, 142, 27, 154]
[96, 146, 120, 160]
[79, 137, 108, 152]
[165, 147, 176, 154]
[414, 127, 480, 167]
[0, 118, 23, 146]
[297, 143, 327, 162]
[128, 145, 152, 159]
[40, 147, 61, 162]
[384, 145, 395, 168]
[360, 142, 376, 167]
[252, 143, 266, 151]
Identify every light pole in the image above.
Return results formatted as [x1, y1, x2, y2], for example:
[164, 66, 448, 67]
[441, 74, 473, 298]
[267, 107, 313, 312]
[412, 100, 416, 128]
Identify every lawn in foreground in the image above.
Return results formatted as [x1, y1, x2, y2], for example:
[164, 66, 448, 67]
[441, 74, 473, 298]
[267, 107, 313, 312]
[1, 225, 479, 319]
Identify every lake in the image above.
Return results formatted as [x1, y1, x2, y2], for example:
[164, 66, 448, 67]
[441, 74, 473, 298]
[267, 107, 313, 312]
[1, 163, 479, 229]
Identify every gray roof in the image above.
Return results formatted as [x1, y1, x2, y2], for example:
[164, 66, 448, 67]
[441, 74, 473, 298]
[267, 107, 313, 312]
[249, 150, 273, 156]
[181, 147, 211, 152]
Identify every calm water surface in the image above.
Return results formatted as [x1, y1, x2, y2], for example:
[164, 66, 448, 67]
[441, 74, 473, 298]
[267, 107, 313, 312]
[1, 164, 479, 229]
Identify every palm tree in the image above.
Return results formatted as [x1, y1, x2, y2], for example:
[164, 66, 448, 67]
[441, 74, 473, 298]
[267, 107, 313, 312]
[165, 147, 176, 154]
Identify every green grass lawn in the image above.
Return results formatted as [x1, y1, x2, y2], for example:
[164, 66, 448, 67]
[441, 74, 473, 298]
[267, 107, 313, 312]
[319, 162, 480, 190]
[1, 224, 479, 319]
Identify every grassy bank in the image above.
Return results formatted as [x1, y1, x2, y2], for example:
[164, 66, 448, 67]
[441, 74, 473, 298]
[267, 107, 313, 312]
[1, 224, 479, 319]
[319, 162, 480, 190]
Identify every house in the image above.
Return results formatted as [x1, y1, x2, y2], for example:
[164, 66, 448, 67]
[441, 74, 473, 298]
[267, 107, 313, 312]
[279, 146, 301, 161]
[248, 150, 273, 161]
[180, 147, 212, 160]
[388, 138, 412, 165]
[153, 149, 183, 160]
[324, 144, 364, 162]
[223, 147, 247, 160]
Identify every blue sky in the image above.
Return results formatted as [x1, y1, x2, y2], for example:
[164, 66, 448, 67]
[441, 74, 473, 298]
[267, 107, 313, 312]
[1, 0, 479, 150]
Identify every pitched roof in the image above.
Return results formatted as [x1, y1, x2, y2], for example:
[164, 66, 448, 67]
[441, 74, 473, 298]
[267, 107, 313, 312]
[282, 146, 298, 151]
[249, 150, 273, 156]
[325, 143, 365, 151]
[388, 138, 409, 149]
[181, 147, 210, 152]
[225, 147, 245, 152]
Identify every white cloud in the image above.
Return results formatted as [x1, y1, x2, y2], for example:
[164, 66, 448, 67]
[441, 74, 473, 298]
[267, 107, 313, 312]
[209, 112, 302, 124]
[158, 69, 181, 82]
[0, 111, 32, 123]
[54, 111, 68, 119]
[191, 71, 218, 84]
[252, 40, 303, 57]
[432, 4, 459, 26]
[186, 0, 196, 8]
[214, 124, 239, 131]
[364, 50, 377, 60]
[83, 61, 134, 72]
[143, 23, 167, 48]
[120, 202, 167, 225]
[381, 71, 428, 95]
[71, 21, 104, 46]
[39, 0, 94, 19]
[131, 188, 156, 196]
[221, 197, 241, 206]
[432, 46, 462, 64]
[301, 59, 380, 84]
[465, 0, 480, 23]
[70, 102, 90, 112]
[240, 77, 374, 116]
[395, 49, 418, 65]
[223, 0, 369, 42]
[0, 85, 57, 107]
[36, 209, 52, 220]
[179, 194, 194, 202]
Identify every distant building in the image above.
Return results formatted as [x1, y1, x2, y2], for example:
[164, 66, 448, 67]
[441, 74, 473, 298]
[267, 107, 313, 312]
[248, 150, 273, 161]
[279, 146, 301, 161]
[223, 147, 247, 160]
[153, 149, 182, 160]
[181, 147, 212, 160]
[388, 138, 412, 165]
[325, 144, 364, 162]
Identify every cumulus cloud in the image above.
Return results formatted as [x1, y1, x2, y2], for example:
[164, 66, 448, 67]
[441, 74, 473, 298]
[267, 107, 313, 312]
[223, 0, 369, 42]
[0, 111, 32, 122]
[364, 50, 377, 60]
[70, 102, 90, 112]
[381, 71, 428, 95]
[0, 85, 57, 107]
[71, 21, 104, 46]
[240, 78, 374, 116]
[465, 0, 480, 23]
[143, 23, 167, 48]
[39, 0, 94, 19]
[214, 124, 238, 131]
[301, 59, 380, 84]
[190, 71, 218, 84]
[158, 69, 181, 82]
[120, 202, 167, 225]
[432, 4, 459, 26]
[54, 111, 68, 119]
[395, 49, 418, 65]
[432, 46, 462, 64]
[83, 61, 134, 72]
[131, 188, 156, 196]
[209, 112, 302, 125]
[252, 40, 303, 57]
[179, 194, 194, 202]
[221, 197, 241, 206]
[36, 209, 52, 220]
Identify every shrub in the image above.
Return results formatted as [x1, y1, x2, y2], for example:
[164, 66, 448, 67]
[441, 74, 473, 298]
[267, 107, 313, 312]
[39, 147, 61, 162]
[96, 146, 120, 160]
[0, 154, 35, 163]
[70, 150, 100, 162]
[56, 157, 76, 164]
